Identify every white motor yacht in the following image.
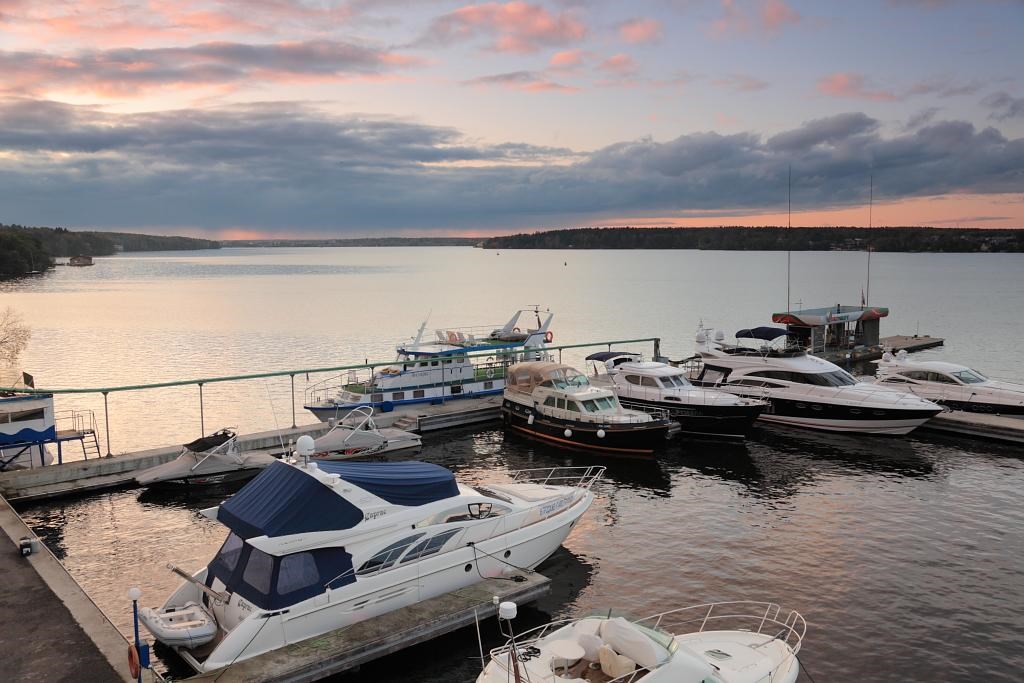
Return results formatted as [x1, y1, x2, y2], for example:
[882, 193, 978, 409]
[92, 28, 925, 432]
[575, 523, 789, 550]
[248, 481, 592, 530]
[502, 361, 679, 455]
[688, 326, 942, 435]
[874, 350, 1024, 416]
[305, 308, 553, 422]
[140, 436, 602, 673]
[478, 600, 806, 683]
[586, 352, 766, 441]
[310, 407, 422, 459]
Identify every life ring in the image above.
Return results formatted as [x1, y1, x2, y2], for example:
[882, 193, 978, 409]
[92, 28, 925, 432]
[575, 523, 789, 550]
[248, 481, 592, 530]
[486, 367, 495, 379]
[544, 330, 554, 343]
[128, 644, 141, 679]
[447, 331, 459, 343]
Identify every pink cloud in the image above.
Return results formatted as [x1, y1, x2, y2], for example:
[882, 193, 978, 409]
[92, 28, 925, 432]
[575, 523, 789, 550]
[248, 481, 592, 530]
[549, 48, 585, 69]
[463, 70, 579, 93]
[818, 72, 899, 102]
[713, 74, 769, 91]
[599, 53, 638, 76]
[423, 2, 586, 53]
[618, 17, 662, 44]
[711, 0, 800, 37]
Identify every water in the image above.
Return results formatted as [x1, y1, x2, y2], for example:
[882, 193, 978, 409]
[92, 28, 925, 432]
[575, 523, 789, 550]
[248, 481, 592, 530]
[5, 247, 1024, 681]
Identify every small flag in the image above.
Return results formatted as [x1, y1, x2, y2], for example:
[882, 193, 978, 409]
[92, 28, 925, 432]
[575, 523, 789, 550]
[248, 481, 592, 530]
[22, 371, 34, 388]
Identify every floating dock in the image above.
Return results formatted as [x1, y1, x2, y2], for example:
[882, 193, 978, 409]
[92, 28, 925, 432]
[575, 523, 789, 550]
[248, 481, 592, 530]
[920, 411, 1024, 444]
[184, 572, 550, 683]
[0, 493, 130, 682]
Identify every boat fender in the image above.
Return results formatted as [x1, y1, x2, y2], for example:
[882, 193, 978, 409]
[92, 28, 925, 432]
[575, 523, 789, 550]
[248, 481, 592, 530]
[128, 644, 141, 680]
[597, 429, 606, 439]
[564, 429, 572, 438]
[527, 414, 534, 425]
[545, 331, 554, 343]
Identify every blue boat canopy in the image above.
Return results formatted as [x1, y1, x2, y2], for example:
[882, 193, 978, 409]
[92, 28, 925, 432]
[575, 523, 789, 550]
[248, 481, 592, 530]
[317, 460, 459, 507]
[585, 351, 640, 361]
[736, 326, 796, 341]
[219, 461, 363, 539]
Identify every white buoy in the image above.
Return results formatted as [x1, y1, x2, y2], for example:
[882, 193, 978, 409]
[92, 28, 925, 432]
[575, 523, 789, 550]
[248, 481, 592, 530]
[527, 414, 534, 425]
[597, 429, 606, 439]
[564, 429, 572, 438]
[498, 601, 518, 621]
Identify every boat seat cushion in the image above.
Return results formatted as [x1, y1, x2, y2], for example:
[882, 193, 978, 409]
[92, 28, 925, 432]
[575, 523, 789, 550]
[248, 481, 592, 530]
[578, 633, 603, 662]
[600, 617, 664, 669]
[573, 618, 603, 637]
[598, 644, 636, 678]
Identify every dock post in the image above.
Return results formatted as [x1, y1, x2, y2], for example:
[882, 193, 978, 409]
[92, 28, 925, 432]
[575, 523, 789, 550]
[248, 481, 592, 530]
[102, 391, 112, 457]
[654, 338, 661, 361]
[290, 374, 297, 429]
[198, 383, 205, 436]
[57, 440, 63, 465]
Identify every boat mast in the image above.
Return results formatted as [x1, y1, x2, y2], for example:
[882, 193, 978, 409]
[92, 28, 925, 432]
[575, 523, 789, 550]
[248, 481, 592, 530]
[866, 174, 872, 307]
[786, 165, 792, 314]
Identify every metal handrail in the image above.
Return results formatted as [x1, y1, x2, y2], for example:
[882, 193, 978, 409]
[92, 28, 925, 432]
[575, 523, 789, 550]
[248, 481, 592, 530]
[508, 466, 605, 490]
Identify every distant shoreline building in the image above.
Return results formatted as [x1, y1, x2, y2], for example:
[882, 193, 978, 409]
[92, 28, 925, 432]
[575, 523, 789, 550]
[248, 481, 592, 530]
[68, 255, 94, 266]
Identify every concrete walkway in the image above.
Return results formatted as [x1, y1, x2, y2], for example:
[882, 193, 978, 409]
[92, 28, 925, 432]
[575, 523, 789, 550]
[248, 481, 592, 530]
[0, 496, 129, 682]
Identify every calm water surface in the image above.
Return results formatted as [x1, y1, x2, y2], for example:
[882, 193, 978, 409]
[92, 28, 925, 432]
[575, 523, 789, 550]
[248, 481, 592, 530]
[5, 248, 1024, 682]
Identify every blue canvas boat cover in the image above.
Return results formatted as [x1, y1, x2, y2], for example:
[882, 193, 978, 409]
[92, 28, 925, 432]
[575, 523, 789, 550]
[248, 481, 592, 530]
[736, 326, 796, 341]
[316, 460, 459, 507]
[219, 461, 363, 539]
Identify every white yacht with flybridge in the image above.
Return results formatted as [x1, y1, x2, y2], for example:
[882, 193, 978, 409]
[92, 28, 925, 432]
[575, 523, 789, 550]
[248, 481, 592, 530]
[686, 326, 942, 434]
[139, 436, 601, 673]
[304, 308, 553, 421]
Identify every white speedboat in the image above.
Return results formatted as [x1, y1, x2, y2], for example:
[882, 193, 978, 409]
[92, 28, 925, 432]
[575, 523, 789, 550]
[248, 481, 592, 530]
[586, 352, 766, 441]
[305, 308, 553, 420]
[140, 437, 602, 673]
[310, 407, 422, 460]
[478, 600, 806, 683]
[502, 361, 679, 455]
[875, 350, 1024, 416]
[688, 326, 941, 435]
[135, 429, 276, 486]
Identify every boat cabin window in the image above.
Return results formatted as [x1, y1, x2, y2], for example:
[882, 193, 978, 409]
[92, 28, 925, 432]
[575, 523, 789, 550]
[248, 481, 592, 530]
[581, 399, 599, 412]
[276, 553, 320, 595]
[927, 372, 956, 384]
[900, 371, 930, 381]
[413, 390, 425, 398]
[358, 533, 425, 576]
[431, 361, 439, 367]
[544, 396, 557, 407]
[242, 547, 275, 595]
[556, 398, 567, 410]
[748, 370, 856, 387]
[217, 533, 245, 572]
[624, 375, 642, 386]
[583, 396, 617, 412]
[566, 401, 581, 412]
[401, 529, 461, 563]
[952, 369, 987, 384]
[660, 375, 689, 389]
[1, 408, 45, 423]
[640, 377, 659, 388]
[392, 392, 405, 400]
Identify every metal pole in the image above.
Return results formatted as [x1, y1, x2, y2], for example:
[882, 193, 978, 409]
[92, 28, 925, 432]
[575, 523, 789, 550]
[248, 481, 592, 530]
[102, 391, 112, 456]
[290, 374, 297, 428]
[198, 383, 205, 436]
[132, 598, 142, 683]
[654, 338, 661, 361]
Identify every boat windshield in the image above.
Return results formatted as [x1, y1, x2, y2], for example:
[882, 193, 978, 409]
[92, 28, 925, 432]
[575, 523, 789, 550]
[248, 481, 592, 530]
[951, 369, 987, 384]
[581, 396, 618, 413]
[659, 374, 691, 389]
[541, 370, 590, 390]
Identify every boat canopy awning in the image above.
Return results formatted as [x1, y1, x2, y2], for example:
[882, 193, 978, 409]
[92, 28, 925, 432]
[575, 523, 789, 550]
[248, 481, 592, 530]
[735, 326, 795, 341]
[218, 461, 363, 539]
[585, 351, 640, 362]
[772, 305, 889, 327]
[317, 461, 459, 506]
[506, 362, 588, 393]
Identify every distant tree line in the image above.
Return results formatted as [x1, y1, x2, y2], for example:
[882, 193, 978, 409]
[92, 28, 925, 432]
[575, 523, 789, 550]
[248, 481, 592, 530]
[0, 224, 220, 278]
[224, 237, 479, 247]
[480, 226, 1024, 252]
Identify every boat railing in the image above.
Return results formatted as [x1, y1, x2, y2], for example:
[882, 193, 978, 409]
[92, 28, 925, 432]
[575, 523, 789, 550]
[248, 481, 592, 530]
[53, 408, 97, 435]
[508, 465, 605, 490]
[617, 399, 674, 420]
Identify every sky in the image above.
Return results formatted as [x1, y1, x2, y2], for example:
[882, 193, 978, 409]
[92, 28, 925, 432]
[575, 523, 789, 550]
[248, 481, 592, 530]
[0, 0, 1023, 238]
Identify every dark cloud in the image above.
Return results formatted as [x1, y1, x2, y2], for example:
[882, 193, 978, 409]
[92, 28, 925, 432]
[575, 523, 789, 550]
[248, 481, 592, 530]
[462, 70, 578, 92]
[0, 100, 1022, 232]
[983, 91, 1024, 120]
[905, 107, 941, 130]
[0, 40, 418, 95]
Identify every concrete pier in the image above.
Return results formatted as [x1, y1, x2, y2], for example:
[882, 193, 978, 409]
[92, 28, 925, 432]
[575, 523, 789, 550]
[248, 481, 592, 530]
[0, 494, 130, 682]
[184, 572, 550, 683]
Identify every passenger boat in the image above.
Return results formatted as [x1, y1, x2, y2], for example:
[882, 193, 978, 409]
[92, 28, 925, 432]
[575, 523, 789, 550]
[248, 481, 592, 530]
[140, 438, 602, 673]
[586, 351, 766, 440]
[478, 600, 806, 683]
[687, 326, 942, 435]
[502, 361, 679, 455]
[135, 429, 276, 487]
[304, 308, 553, 421]
[874, 350, 1024, 415]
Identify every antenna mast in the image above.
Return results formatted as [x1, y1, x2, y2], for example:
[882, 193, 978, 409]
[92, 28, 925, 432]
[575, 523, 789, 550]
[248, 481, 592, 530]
[787, 165, 792, 313]
[866, 174, 873, 307]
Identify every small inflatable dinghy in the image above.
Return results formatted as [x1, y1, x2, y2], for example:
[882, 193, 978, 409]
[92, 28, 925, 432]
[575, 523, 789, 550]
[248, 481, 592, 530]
[139, 601, 218, 649]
